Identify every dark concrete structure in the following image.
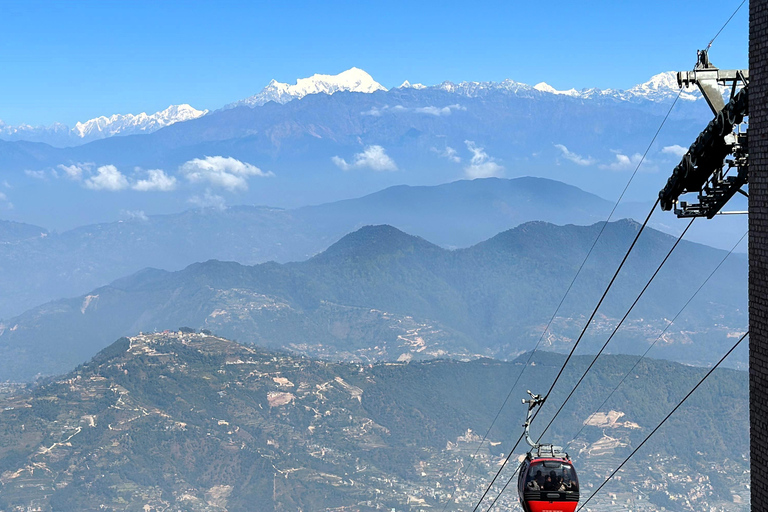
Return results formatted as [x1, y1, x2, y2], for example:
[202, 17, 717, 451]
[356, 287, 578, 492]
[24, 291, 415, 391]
[751, 0, 768, 509]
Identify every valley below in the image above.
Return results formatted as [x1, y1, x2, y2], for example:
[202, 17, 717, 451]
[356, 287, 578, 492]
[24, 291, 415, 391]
[0, 331, 749, 511]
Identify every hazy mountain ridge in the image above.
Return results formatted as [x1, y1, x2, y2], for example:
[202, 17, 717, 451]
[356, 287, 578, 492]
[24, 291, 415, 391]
[0, 219, 47, 243]
[0, 177, 617, 319]
[0, 331, 748, 511]
[0, 220, 746, 382]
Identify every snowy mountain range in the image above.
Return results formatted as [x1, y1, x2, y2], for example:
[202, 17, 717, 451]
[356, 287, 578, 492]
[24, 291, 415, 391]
[72, 104, 208, 140]
[225, 67, 388, 109]
[0, 104, 208, 147]
[0, 64, 740, 253]
[0, 68, 701, 148]
[429, 71, 698, 103]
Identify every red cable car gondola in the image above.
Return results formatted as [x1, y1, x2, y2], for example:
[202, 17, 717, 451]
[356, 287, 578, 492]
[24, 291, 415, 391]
[516, 391, 580, 512]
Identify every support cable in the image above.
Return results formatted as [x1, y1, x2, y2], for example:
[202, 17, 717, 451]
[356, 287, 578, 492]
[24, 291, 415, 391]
[443, 86, 682, 512]
[472, 198, 658, 512]
[473, 3, 749, 509]
[469, 85, 686, 511]
[485, 216, 695, 511]
[706, 0, 747, 50]
[540, 198, 659, 404]
[576, 331, 748, 511]
[534, 217, 695, 443]
[566, 229, 747, 451]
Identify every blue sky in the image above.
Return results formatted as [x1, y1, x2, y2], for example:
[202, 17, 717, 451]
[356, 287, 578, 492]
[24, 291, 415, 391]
[0, 0, 749, 126]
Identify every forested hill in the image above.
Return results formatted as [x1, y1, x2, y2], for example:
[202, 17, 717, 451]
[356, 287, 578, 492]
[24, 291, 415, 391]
[0, 219, 745, 381]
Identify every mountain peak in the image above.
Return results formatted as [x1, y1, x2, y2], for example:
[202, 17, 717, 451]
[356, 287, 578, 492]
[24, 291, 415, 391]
[625, 71, 698, 101]
[312, 224, 441, 263]
[533, 82, 580, 97]
[398, 80, 426, 90]
[227, 68, 387, 109]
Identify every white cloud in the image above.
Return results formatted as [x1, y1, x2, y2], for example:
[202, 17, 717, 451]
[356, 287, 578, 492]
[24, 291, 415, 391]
[84, 165, 130, 191]
[463, 140, 504, 178]
[361, 104, 465, 117]
[120, 210, 149, 221]
[332, 145, 398, 172]
[599, 151, 646, 172]
[0, 191, 12, 210]
[554, 144, 596, 166]
[361, 106, 384, 116]
[331, 156, 351, 170]
[24, 169, 47, 180]
[2, 180, 11, 188]
[432, 146, 461, 163]
[414, 104, 466, 116]
[188, 189, 226, 210]
[180, 156, 272, 191]
[662, 144, 688, 158]
[57, 163, 92, 181]
[132, 169, 177, 192]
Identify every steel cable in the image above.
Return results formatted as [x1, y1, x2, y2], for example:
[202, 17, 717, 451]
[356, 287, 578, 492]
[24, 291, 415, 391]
[565, 230, 747, 452]
[534, 217, 696, 444]
[473, 2, 748, 508]
[576, 331, 748, 511]
[469, 84, 686, 511]
[472, 197, 659, 512]
[485, 216, 696, 511]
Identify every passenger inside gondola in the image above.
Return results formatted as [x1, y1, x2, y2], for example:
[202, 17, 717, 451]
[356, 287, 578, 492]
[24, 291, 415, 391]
[527, 462, 579, 493]
[544, 472, 556, 491]
[526, 470, 544, 490]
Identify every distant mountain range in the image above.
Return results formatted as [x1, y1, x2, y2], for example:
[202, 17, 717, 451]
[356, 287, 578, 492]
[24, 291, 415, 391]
[0, 220, 746, 382]
[0, 66, 729, 233]
[225, 67, 388, 109]
[0, 177, 615, 319]
[0, 176, 744, 321]
[0, 331, 748, 510]
[0, 104, 208, 147]
[0, 68, 700, 148]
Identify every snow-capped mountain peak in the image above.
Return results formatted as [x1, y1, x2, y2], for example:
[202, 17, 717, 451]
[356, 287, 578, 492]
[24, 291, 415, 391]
[533, 82, 580, 97]
[425, 72, 700, 104]
[227, 67, 387, 109]
[398, 80, 426, 90]
[626, 71, 698, 101]
[73, 104, 208, 139]
[0, 104, 208, 147]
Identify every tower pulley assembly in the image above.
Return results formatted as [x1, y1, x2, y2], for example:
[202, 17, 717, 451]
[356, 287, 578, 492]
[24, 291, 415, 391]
[659, 50, 749, 218]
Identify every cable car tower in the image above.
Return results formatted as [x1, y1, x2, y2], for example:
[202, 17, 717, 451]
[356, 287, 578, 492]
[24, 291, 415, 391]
[658, 49, 749, 218]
